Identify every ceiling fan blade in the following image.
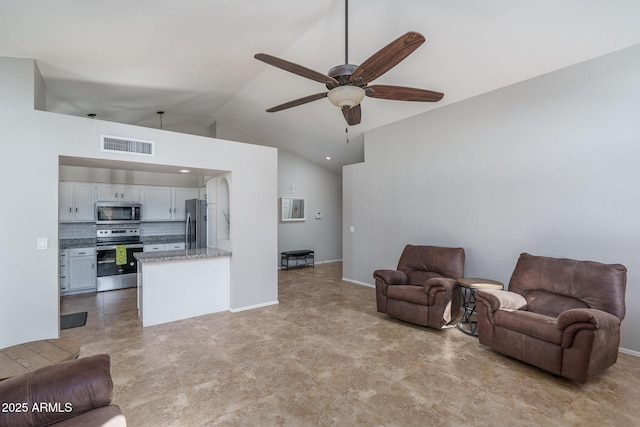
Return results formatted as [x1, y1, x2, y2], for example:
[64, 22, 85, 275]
[351, 32, 425, 84]
[366, 85, 444, 102]
[266, 92, 328, 113]
[342, 104, 361, 126]
[255, 53, 339, 87]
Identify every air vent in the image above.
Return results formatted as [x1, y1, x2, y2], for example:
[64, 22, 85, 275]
[100, 135, 155, 156]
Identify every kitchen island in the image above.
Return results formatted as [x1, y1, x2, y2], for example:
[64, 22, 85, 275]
[134, 247, 231, 327]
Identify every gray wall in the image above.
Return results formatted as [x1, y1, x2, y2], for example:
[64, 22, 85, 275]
[278, 150, 342, 263]
[343, 45, 640, 353]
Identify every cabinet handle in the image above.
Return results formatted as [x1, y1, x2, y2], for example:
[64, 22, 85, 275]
[115, 192, 118, 199]
[69, 207, 72, 213]
[75, 207, 78, 213]
[77, 252, 86, 255]
[121, 193, 124, 199]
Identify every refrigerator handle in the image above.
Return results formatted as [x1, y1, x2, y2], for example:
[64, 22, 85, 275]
[186, 212, 191, 248]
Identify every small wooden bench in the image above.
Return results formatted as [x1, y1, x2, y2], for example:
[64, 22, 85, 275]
[281, 250, 315, 270]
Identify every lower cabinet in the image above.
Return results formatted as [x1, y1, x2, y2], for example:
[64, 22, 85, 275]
[60, 247, 96, 295]
[166, 242, 186, 250]
[143, 244, 166, 253]
[143, 242, 186, 252]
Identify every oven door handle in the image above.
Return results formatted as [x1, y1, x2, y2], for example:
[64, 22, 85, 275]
[97, 244, 144, 251]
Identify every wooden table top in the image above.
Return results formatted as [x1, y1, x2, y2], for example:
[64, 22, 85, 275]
[457, 277, 504, 290]
[0, 338, 80, 381]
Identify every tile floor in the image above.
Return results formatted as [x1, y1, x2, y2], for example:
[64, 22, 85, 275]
[60, 262, 640, 426]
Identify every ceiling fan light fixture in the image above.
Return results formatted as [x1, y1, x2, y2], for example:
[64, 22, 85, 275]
[327, 85, 365, 109]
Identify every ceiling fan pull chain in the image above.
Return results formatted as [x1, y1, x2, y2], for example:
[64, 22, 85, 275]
[345, 126, 349, 144]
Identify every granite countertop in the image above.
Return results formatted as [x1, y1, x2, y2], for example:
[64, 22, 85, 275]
[134, 247, 231, 263]
[142, 235, 185, 245]
[60, 238, 97, 249]
[60, 235, 186, 249]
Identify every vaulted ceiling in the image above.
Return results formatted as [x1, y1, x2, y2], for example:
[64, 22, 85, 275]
[2, 1, 640, 173]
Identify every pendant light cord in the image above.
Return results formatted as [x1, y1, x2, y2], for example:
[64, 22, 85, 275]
[157, 111, 164, 129]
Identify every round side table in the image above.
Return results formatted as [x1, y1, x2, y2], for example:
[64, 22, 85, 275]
[457, 277, 504, 336]
[0, 338, 80, 381]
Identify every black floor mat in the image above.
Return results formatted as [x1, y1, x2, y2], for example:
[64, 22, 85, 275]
[60, 312, 87, 330]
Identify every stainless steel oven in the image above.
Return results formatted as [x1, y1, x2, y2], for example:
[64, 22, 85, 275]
[96, 228, 143, 292]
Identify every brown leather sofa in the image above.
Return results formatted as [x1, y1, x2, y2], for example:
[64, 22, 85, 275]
[0, 354, 126, 426]
[475, 253, 627, 383]
[374, 244, 465, 328]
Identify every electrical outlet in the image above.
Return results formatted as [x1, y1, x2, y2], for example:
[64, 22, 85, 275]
[37, 238, 48, 250]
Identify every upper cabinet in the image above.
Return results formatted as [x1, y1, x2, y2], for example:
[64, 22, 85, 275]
[140, 186, 199, 221]
[140, 186, 173, 221]
[59, 182, 201, 223]
[96, 184, 140, 202]
[173, 188, 200, 220]
[59, 182, 95, 222]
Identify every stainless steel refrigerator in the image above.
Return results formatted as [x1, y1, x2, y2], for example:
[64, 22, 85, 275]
[185, 199, 207, 249]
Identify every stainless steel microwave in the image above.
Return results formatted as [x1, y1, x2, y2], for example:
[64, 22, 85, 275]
[96, 202, 141, 224]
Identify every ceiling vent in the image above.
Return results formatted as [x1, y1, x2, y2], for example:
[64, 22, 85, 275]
[100, 135, 155, 156]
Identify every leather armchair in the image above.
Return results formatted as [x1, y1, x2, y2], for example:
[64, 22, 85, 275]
[374, 245, 465, 328]
[0, 354, 126, 426]
[475, 253, 627, 383]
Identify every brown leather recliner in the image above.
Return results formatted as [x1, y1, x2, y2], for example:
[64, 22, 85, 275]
[475, 253, 627, 383]
[374, 245, 465, 328]
[0, 354, 126, 426]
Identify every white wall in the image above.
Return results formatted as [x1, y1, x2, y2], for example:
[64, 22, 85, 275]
[59, 165, 206, 187]
[343, 45, 640, 352]
[0, 58, 278, 348]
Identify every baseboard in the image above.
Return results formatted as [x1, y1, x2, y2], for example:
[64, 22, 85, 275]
[342, 277, 375, 288]
[229, 300, 279, 313]
[278, 259, 343, 270]
[619, 347, 640, 357]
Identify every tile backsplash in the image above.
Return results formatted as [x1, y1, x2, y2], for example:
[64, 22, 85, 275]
[60, 222, 185, 239]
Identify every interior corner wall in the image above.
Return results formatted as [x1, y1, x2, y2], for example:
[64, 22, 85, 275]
[216, 120, 343, 264]
[0, 57, 278, 349]
[343, 44, 640, 352]
[277, 150, 342, 263]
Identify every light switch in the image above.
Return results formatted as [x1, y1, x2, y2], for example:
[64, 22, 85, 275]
[349, 226, 355, 233]
[37, 238, 48, 250]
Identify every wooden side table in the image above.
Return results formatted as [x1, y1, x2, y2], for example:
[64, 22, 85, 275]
[457, 277, 504, 336]
[0, 338, 80, 381]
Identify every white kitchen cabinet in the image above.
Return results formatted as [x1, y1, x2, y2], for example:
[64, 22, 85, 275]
[59, 182, 95, 222]
[144, 242, 186, 252]
[59, 249, 69, 292]
[140, 186, 173, 221]
[172, 188, 200, 221]
[140, 186, 200, 221]
[96, 184, 140, 202]
[61, 247, 96, 295]
[166, 242, 186, 250]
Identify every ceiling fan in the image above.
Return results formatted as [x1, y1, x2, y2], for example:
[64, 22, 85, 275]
[254, 0, 443, 126]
